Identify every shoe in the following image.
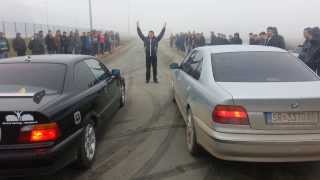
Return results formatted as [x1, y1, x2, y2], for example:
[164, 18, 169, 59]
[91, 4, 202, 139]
[146, 80, 150, 84]
[154, 80, 159, 84]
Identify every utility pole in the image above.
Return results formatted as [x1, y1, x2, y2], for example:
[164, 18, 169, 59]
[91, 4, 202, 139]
[128, 0, 131, 35]
[89, 0, 93, 31]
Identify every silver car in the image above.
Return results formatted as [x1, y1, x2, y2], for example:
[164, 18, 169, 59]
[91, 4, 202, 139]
[170, 45, 320, 162]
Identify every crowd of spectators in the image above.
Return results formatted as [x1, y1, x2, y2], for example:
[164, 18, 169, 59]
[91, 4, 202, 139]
[0, 29, 120, 58]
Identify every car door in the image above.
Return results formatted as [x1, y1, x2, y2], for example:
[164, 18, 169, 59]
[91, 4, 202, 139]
[175, 50, 200, 117]
[84, 59, 119, 120]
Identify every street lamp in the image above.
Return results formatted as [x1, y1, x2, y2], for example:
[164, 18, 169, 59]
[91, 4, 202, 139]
[89, 0, 93, 31]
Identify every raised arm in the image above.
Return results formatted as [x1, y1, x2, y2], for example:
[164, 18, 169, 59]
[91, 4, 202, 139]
[157, 22, 166, 41]
[137, 21, 146, 41]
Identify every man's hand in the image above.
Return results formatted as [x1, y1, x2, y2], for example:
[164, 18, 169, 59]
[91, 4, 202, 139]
[137, 21, 140, 28]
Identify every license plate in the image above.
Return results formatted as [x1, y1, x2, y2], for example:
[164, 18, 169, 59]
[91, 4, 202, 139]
[266, 112, 319, 124]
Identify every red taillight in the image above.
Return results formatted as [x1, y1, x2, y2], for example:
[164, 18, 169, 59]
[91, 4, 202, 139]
[18, 123, 60, 143]
[213, 105, 249, 125]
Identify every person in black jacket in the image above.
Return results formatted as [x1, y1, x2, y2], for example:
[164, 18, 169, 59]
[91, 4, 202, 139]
[299, 27, 320, 74]
[28, 33, 45, 55]
[230, 33, 243, 44]
[265, 27, 286, 49]
[12, 33, 26, 56]
[45, 30, 56, 54]
[137, 21, 166, 83]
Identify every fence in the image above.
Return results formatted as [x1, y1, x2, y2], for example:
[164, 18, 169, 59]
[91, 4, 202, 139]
[1, 21, 91, 38]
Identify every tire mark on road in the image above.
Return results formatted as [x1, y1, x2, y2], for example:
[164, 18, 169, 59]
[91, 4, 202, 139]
[87, 88, 173, 180]
[132, 160, 209, 180]
[104, 124, 185, 140]
[131, 107, 181, 179]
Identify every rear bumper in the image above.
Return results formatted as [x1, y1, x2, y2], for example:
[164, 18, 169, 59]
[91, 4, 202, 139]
[0, 129, 82, 177]
[196, 121, 320, 162]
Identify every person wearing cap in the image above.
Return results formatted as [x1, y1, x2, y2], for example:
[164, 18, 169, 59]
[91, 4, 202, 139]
[13, 33, 27, 56]
[137, 21, 166, 84]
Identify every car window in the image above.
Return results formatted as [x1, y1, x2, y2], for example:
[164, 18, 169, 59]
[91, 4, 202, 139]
[190, 52, 203, 80]
[182, 51, 203, 80]
[182, 51, 198, 75]
[211, 52, 320, 82]
[84, 59, 110, 82]
[0, 63, 66, 93]
[74, 61, 97, 91]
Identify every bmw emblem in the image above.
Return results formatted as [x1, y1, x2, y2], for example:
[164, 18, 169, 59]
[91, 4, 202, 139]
[291, 102, 299, 109]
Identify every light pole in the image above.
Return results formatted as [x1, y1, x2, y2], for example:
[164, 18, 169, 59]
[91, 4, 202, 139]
[89, 0, 93, 31]
[128, 0, 131, 35]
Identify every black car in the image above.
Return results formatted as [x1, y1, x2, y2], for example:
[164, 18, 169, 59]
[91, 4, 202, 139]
[0, 55, 126, 177]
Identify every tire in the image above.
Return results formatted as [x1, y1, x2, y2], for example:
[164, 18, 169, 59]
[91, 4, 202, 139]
[74, 120, 97, 169]
[120, 80, 126, 108]
[186, 109, 201, 156]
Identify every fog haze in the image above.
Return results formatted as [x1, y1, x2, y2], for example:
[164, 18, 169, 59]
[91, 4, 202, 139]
[0, 0, 319, 42]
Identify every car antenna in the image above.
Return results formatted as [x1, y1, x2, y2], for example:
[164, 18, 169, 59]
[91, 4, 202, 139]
[24, 56, 32, 63]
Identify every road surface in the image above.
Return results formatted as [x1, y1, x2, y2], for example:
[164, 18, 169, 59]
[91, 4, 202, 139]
[19, 40, 320, 180]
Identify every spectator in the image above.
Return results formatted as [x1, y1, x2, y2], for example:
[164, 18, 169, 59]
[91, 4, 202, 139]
[265, 27, 286, 49]
[299, 27, 320, 74]
[61, 31, 69, 54]
[68, 31, 75, 54]
[13, 33, 27, 56]
[38, 31, 46, 54]
[199, 32, 206, 46]
[74, 30, 82, 54]
[0, 32, 10, 59]
[230, 33, 243, 44]
[54, 30, 62, 53]
[45, 30, 56, 54]
[99, 32, 105, 55]
[28, 33, 45, 55]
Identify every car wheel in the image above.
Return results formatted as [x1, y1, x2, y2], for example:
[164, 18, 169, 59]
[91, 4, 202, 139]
[186, 109, 201, 155]
[120, 81, 126, 107]
[75, 121, 96, 169]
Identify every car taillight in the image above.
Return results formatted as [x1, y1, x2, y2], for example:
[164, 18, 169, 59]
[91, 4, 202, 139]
[18, 123, 60, 143]
[212, 105, 249, 125]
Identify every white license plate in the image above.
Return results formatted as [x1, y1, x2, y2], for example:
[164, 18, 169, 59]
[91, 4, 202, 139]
[266, 112, 319, 124]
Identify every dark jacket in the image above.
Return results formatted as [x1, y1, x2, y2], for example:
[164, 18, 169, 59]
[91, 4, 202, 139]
[45, 35, 56, 52]
[12, 37, 26, 53]
[28, 38, 45, 55]
[137, 27, 166, 57]
[0, 37, 10, 53]
[265, 35, 286, 49]
[230, 37, 243, 44]
[61, 35, 69, 53]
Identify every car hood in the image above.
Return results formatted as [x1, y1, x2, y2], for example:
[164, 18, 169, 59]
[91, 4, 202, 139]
[217, 81, 320, 100]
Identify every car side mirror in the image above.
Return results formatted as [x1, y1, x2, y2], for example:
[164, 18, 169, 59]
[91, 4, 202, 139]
[112, 69, 121, 78]
[169, 63, 180, 69]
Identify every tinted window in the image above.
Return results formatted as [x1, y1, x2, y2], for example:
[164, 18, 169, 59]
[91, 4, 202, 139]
[211, 52, 319, 82]
[84, 59, 109, 82]
[0, 63, 66, 93]
[75, 61, 96, 91]
[182, 51, 203, 79]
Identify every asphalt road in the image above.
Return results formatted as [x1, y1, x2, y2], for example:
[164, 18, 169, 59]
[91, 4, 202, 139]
[14, 40, 320, 180]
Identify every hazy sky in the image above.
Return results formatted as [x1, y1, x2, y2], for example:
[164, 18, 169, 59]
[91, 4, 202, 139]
[0, 0, 319, 40]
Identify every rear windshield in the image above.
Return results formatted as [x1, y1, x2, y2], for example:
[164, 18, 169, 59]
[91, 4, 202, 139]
[211, 52, 319, 82]
[0, 63, 66, 93]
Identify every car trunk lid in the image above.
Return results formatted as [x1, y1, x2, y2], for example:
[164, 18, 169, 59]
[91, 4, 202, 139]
[217, 82, 320, 131]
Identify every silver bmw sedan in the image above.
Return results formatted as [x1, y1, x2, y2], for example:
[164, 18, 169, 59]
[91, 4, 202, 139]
[170, 45, 320, 162]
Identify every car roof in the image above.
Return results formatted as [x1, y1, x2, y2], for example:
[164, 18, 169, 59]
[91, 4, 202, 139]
[197, 45, 287, 54]
[0, 54, 94, 65]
